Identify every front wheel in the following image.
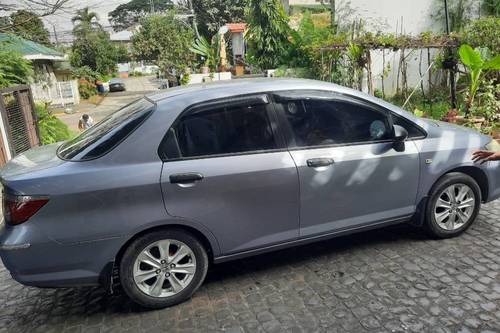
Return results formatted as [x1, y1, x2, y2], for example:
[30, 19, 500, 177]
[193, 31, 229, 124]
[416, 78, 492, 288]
[120, 229, 208, 308]
[425, 173, 481, 238]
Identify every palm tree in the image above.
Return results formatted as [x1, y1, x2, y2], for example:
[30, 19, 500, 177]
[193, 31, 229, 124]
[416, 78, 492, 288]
[72, 7, 101, 36]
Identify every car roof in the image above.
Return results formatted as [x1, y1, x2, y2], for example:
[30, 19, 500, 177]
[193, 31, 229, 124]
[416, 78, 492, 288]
[147, 78, 424, 126]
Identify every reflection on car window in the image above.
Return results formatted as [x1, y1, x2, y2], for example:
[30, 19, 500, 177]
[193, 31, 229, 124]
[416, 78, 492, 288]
[163, 102, 277, 159]
[277, 98, 391, 147]
[58, 99, 154, 161]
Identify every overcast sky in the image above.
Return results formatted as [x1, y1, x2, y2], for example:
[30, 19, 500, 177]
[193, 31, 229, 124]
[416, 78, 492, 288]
[37, 0, 130, 42]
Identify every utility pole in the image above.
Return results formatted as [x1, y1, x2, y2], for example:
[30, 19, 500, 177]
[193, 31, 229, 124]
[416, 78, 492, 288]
[52, 25, 59, 47]
[331, 0, 337, 34]
[444, 0, 457, 109]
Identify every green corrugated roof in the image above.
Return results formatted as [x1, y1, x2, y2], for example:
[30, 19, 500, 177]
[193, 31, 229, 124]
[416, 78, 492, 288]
[0, 33, 64, 58]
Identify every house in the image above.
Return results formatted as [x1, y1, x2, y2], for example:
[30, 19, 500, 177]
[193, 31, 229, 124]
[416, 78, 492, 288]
[0, 33, 80, 107]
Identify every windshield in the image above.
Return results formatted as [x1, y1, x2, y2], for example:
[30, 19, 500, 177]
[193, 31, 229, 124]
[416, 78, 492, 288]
[58, 98, 155, 161]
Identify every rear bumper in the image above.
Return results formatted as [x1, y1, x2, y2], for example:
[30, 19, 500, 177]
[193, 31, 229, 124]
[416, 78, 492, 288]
[0, 222, 124, 288]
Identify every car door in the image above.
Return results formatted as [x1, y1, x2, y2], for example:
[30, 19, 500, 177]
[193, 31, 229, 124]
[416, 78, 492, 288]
[272, 91, 420, 238]
[159, 94, 300, 255]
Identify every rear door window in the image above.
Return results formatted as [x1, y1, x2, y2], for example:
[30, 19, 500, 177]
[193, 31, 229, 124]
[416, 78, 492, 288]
[58, 98, 155, 161]
[160, 96, 277, 160]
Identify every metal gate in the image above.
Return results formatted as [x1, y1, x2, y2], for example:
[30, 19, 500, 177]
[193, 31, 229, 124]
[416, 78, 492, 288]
[0, 85, 40, 161]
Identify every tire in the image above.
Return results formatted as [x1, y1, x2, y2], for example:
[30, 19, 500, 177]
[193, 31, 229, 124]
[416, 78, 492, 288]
[425, 172, 481, 238]
[120, 229, 208, 309]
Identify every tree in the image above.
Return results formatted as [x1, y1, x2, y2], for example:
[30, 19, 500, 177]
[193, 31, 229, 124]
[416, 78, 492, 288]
[246, 0, 292, 70]
[132, 12, 195, 76]
[70, 31, 122, 75]
[179, 0, 246, 37]
[432, 0, 475, 32]
[0, 49, 33, 89]
[0, 0, 69, 32]
[109, 0, 174, 31]
[6, 10, 51, 46]
[72, 7, 101, 37]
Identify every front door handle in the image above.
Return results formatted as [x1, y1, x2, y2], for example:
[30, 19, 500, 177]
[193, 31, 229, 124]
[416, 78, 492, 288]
[307, 158, 334, 168]
[169, 173, 204, 184]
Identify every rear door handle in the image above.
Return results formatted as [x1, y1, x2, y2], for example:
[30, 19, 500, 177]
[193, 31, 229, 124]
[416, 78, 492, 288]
[169, 173, 204, 184]
[307, 158, 334, 168]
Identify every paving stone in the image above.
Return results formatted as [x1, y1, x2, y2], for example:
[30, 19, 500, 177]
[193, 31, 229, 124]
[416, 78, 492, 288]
[0, 200, 499, 332]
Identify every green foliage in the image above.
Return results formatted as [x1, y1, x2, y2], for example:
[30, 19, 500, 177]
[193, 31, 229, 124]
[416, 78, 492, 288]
[469, 79, 500, 124]
[180, 72, 191, 85]
[187, 0, 246, 37]
[459, 44, 500, 109]
[35, 103, 73, 145]
[0, 48, 32, 89]
[190, 35, 220, 71]
[132, 12, 195, 76]
[109, 0, 174, 31]
[246, 0, 293, 70]
[71, 66, 99, 82]
[481, 0, 500, 16]
[463, 17, 500, 54]
[273, 67, 314, 79]
[70, 31, 123, 75]
[77, 80, 97, 99]
[4, 10, 51, 46]
[386, 91, 451, 121]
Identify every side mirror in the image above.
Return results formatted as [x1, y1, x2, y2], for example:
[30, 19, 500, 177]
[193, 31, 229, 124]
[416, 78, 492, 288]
[394, 125, 408, 142]
[393, 125, 408, 152]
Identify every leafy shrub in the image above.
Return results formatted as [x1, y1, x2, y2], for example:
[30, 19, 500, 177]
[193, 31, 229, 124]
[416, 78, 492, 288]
[78, 79, 97, 99]
[36, 103, 73, 145]
[71, 65, 99, 82]
[463, 17, 500, 54]
[0, 49, 33, 89]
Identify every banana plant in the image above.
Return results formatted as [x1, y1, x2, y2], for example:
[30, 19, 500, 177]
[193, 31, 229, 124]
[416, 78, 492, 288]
[189, 35, 220, 72]
[459, 44, 500, 110]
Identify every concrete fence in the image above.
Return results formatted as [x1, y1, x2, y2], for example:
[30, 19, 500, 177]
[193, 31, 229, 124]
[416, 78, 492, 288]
[31, 80, 80, 107]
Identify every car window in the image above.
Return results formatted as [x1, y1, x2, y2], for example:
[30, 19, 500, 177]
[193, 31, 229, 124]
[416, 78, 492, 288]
[275, 98, 392, 148]
[162, 101, 277, 159]
[392, 114, 426, 139]
[58, 98, 154, 161]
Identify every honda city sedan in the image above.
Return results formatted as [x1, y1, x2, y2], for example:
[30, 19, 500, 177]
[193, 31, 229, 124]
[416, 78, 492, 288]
[1, 79, 499, 308]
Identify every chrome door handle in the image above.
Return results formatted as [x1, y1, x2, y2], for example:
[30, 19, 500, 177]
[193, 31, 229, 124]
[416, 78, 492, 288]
[169, 173, 204, 184]
[307, 158, 334, 168]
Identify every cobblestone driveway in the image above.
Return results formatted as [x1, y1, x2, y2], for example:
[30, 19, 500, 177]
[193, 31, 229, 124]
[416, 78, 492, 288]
[1, 201, 500, 333]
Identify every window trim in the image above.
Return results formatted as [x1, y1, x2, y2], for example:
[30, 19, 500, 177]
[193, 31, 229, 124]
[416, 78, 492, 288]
[157, 93, 287, 162]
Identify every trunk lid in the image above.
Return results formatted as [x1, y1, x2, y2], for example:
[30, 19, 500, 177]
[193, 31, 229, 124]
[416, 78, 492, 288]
[0, 143, 65, 181]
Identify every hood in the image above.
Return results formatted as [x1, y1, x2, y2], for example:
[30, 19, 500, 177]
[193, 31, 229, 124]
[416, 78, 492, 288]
[0, 143, 65, 180]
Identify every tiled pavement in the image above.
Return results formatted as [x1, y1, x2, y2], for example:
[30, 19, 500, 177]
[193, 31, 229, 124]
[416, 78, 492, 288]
[1, 201, 500, 333]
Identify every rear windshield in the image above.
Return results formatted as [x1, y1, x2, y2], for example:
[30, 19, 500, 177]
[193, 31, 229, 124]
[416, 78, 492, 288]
[58, 98, 155, 161]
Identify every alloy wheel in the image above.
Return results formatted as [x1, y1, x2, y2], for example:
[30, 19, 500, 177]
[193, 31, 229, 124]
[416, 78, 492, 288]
[133, 239, 197, 298]
[434, 183, 476, 231]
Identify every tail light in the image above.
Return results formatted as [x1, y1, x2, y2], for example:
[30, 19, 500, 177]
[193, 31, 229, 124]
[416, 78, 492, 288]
[3, 194, 49, 226]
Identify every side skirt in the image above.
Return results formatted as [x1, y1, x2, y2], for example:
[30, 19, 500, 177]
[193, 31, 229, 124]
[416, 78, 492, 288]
[214, 215, 412, 264]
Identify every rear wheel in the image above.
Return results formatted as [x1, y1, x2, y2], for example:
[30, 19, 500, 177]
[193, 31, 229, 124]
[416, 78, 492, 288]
[120, 229, 208, 308]
[425, 173, 481, 238]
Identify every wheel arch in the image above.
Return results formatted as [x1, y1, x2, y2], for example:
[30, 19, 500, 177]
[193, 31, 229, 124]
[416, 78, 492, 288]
[435, 166, 489, 202]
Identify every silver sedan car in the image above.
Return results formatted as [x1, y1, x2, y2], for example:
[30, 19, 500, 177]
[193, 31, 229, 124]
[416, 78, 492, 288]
[1, 79, 499, 308]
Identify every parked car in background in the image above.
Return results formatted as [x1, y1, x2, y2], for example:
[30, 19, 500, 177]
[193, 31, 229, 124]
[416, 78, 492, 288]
[1, 79, 499, 309]
[109, 78, 126, 92]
